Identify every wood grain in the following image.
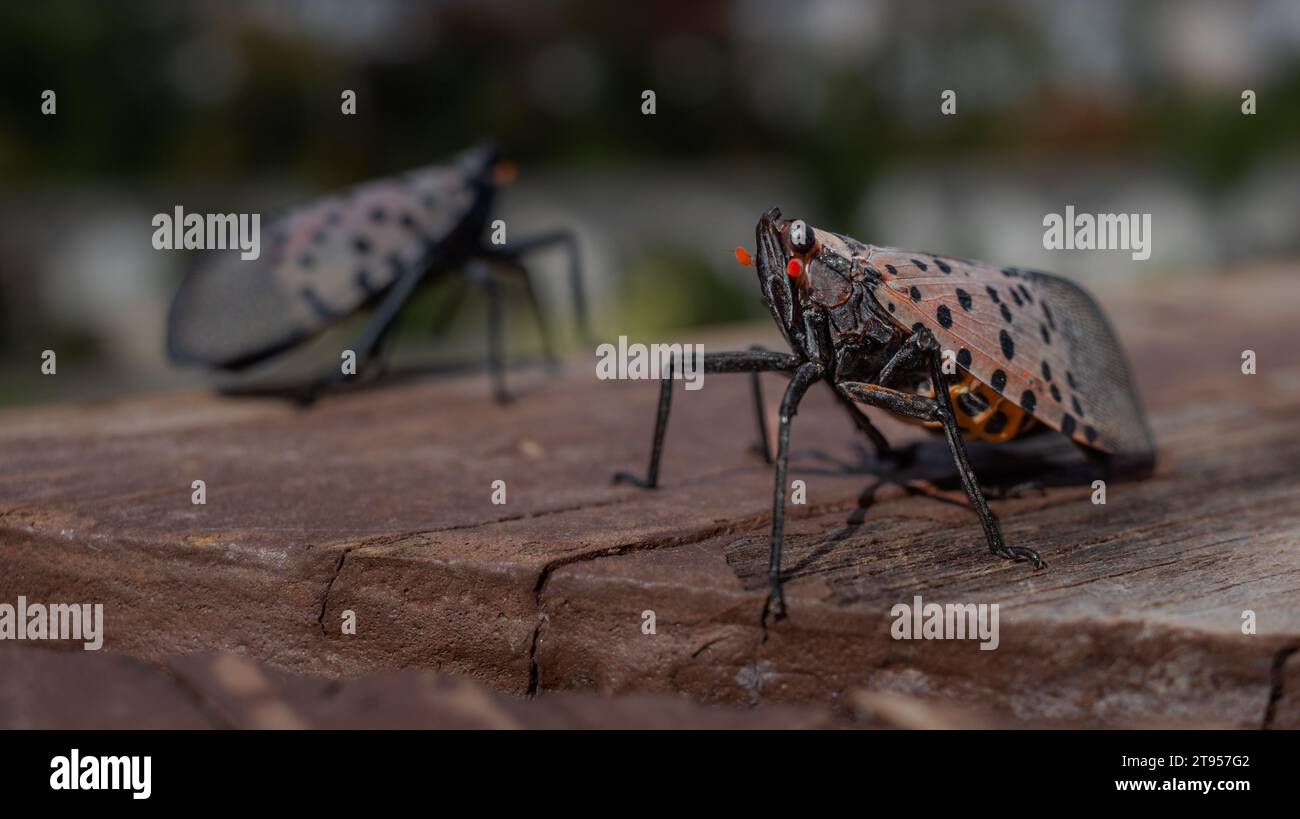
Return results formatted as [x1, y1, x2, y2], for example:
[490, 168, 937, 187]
[2, 269, 1297, 727]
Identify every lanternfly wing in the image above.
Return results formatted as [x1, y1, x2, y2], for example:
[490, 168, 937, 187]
[167, 146, 493, 369]
[865, 247, 1154, 463]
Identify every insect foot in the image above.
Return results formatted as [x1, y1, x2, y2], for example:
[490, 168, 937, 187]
[612, 470, 655, 489]
[993, 543, 1047, 570]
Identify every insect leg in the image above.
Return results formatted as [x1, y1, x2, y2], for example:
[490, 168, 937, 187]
[828, 345, 894, 459]
[766, 360, 824, 619]
[299, 256, 431, 402]
[612, 357, 674, 489]
[614, 350, 803, 488]
[838, 364, 1045, 568]
[487, 229, 590, 343]
[838, 382, 941, 420]
[922, 349, 1043, 567]
[877, 330, 939, 388]
[747, 345, 775, 463]
[478, 254, 558, 368]
[465, 260, 510, 404]
[831, 390, 893, 458]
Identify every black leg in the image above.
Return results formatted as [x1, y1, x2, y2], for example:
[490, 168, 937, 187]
[745, 345, 787, 463]
[838, 382, 939, 420]
[296, 258, 431, 403]
[750, 366, 772, 463]
[838, 360, 1045, 568]
[613, 357, 675, 489]
[876, 330, 936, 388]
[464, 260, 510, 405]
[482, 255, 558, 368]
[485, 229, 590, 344]
[922, 348, 1042, 566]
[829, 345, 894, 459]
[830, 388, 893, 459]
[765, 361, 824, 619]
[613, 349, 803, 489]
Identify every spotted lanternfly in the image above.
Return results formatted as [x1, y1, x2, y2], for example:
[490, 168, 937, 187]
[167, 144, 588, 402]
[618, 207, 1154, 618]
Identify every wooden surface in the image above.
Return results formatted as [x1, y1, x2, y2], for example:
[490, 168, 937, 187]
[2, 268, 1299, 728]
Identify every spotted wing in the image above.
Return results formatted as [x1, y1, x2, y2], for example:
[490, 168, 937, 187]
[167, 147, 491, 369]
[865, 247, 1154, 463]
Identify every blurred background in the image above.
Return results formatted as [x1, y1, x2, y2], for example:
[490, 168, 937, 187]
[1, 0, 1298, 405]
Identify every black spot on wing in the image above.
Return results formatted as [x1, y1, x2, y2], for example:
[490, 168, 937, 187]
[1041, 361, 1052, 381]
[1000, 303, 1012, 322]
[991, 369, 1007, 392]
[935, 258, 951, 274]
[911, 258, 928, 271]
[909, 286, 922, 302]
[999, 329, 1015, 360]
[936, 304, 953, 328]
[1060, 413, 1077, 437]
[955, 288, 972, 311]
[986, 286, 1000, 303]
[957, 348, 972, 368]
[1020, 390, 1037, 414]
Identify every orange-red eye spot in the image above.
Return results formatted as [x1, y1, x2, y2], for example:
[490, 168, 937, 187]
[734, 246, 752, 266]
[492, 160, 518, 186]
[787, 258, 803, 278]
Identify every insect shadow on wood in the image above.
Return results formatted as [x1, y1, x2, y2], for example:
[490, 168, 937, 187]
[166, 144, 590, 406]
[615, 207, 1155, 621]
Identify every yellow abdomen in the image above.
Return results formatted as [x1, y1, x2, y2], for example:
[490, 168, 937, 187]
[912, 371, 1036, 442]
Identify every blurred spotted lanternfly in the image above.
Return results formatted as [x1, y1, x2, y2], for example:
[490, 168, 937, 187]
[618, 208, 1154, 618]
[167, 144, 589, 403]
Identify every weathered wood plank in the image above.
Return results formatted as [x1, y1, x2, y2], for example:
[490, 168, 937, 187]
[2, 270, 1298, 726]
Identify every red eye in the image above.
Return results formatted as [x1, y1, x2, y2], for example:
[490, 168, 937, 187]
[786, 258, 802, 278]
